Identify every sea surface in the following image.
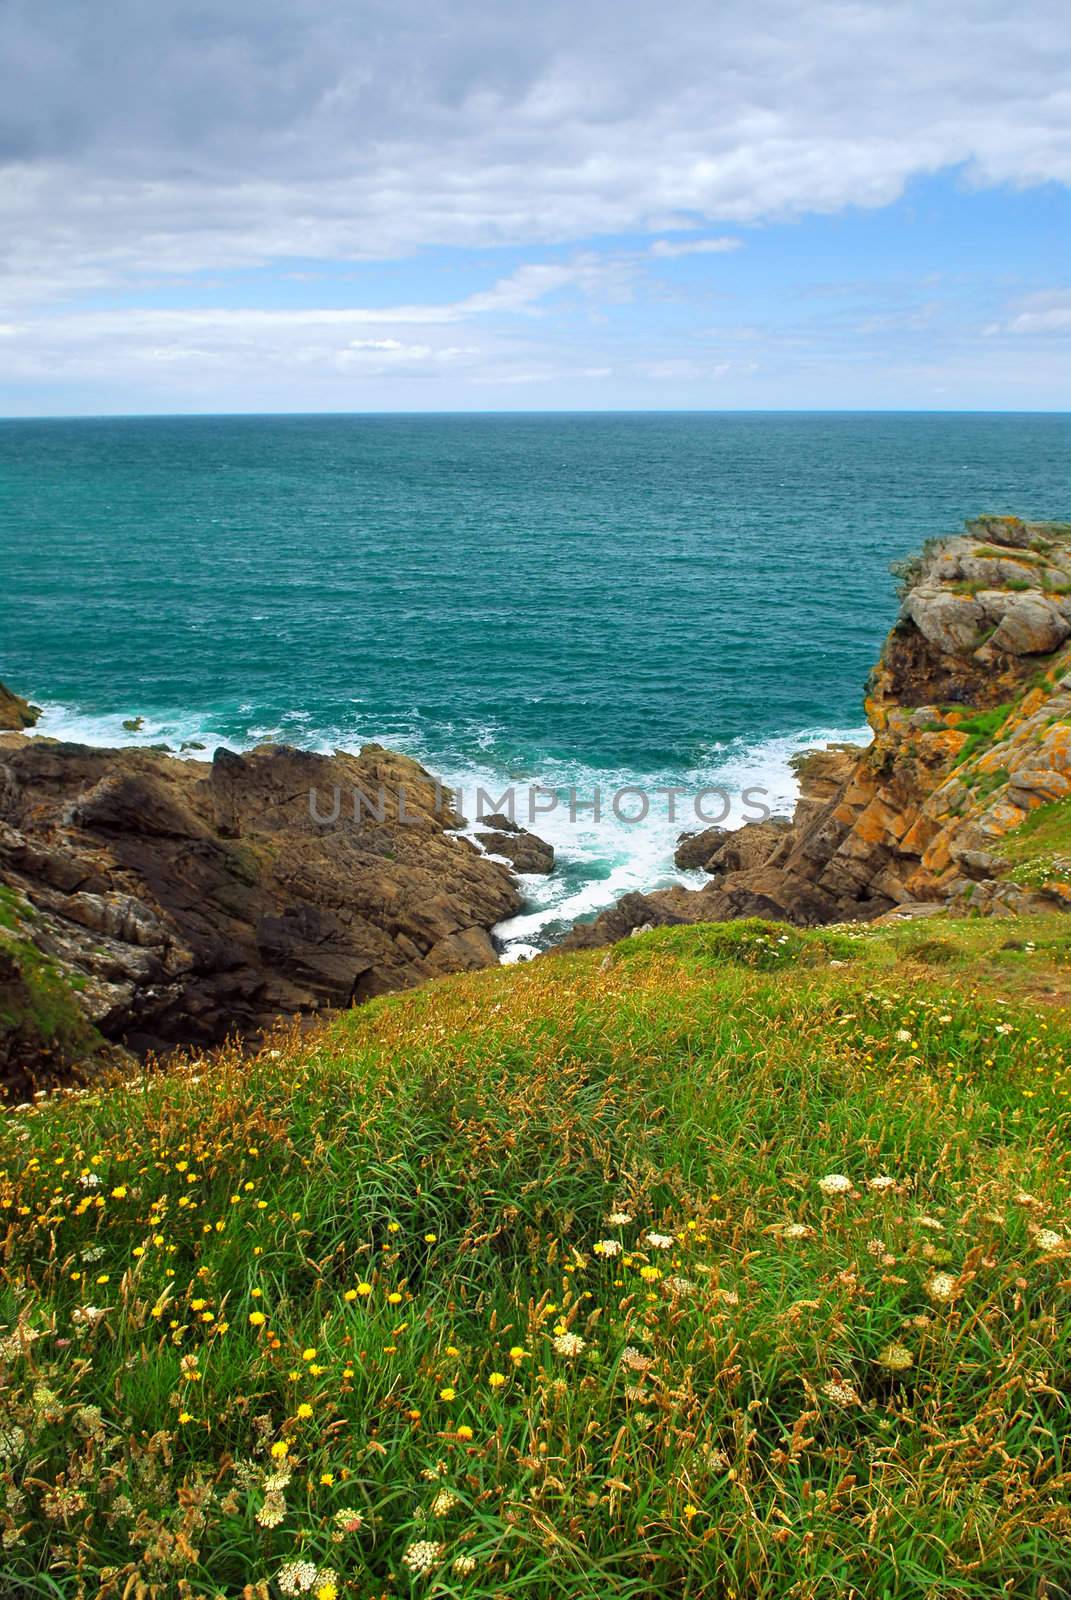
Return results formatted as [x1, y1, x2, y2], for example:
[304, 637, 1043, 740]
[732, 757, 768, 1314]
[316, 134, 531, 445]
[2, 412, 1069, 953]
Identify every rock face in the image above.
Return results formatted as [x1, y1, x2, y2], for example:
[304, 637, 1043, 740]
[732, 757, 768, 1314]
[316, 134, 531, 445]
[0, 681, 41, 731]
[0, 735, 522, 1079]
[563, 516, 1071, 950]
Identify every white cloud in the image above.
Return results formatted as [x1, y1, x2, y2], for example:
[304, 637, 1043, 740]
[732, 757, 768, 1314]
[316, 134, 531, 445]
[649, 237, 742, 258]
[0, 0, 1069, 311]
[1006, 291, 1071, 334]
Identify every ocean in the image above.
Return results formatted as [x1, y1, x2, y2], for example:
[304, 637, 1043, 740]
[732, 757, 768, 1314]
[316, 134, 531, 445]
[2, 411, 1069, 954]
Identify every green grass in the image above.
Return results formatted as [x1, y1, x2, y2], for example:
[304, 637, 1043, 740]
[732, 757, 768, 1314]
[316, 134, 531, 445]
[948, 703, 1014, 765]
[0, 922, 105, 1081]
[995, 796, 1071, 890]
[1, 918, 1070, 1598]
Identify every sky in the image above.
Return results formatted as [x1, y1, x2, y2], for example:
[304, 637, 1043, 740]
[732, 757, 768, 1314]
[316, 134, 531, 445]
[0, 0, 1069, 414]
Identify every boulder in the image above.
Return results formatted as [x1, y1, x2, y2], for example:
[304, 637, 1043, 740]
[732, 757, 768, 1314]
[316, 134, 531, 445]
[475, 823, 555, 874]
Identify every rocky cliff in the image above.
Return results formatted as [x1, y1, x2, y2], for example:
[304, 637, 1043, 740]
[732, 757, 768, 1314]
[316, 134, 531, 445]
[0, 734, 522, 1091]
[565, 515, 1071, 949]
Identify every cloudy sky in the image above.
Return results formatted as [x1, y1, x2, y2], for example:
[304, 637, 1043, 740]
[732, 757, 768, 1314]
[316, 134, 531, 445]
[1, 0, 1068, 413]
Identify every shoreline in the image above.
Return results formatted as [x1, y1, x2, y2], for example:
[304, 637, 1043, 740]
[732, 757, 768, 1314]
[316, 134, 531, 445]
[17, 696, 872, 957]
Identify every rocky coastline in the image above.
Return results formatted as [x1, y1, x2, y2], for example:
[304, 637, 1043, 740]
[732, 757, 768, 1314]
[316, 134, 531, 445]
[5, 512, 1071, 1090]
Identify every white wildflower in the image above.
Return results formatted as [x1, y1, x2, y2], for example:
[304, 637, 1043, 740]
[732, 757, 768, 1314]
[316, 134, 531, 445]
[552, 1331, 586, 1358]
[818, 1174, 852, 1196]
[278, 1560, 318, 1595]
[402, 1539, 444, 1575]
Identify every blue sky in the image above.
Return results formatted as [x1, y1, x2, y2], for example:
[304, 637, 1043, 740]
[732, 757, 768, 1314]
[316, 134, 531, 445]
[0, 0, 1068, 413]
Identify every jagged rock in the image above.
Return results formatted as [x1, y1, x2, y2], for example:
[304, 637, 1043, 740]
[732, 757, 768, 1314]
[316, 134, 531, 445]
[0, 734, 523, 1080]
[674, 827, 729, 870]
[475, 820, 555, 874]
[0, 681, 41, 731]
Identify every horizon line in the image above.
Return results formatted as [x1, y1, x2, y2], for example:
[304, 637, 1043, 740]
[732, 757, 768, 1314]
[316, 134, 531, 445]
[2, 406, 1070, 423]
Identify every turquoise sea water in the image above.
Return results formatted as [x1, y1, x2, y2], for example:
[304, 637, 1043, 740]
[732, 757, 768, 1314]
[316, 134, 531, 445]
[2, 412, 1069, 949]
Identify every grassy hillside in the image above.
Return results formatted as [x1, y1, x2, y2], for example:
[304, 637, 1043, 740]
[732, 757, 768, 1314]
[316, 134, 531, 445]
[1, 918, 1070, 1599]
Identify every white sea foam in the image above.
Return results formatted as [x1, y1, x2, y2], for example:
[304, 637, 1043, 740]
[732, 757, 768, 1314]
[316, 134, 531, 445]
[22, 700, 869, 958]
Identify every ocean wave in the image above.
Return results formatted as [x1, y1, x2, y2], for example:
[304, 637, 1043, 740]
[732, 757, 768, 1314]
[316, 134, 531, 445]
[24, 700, 869, 957]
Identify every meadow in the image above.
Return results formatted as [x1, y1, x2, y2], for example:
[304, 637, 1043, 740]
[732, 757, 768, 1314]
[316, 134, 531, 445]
[1, 916, 1070, 1599]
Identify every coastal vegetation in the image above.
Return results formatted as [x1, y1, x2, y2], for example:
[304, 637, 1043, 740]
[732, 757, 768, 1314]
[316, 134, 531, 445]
[2, 916, 1069, 1597]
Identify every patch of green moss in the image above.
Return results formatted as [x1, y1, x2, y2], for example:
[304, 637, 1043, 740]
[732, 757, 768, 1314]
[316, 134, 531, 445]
[953, 703, 1014, 765]
[0, 929, 105, 1082]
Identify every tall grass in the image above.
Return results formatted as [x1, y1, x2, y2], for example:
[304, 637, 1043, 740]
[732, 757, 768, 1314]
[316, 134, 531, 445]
[1, 918, 1069, 1598]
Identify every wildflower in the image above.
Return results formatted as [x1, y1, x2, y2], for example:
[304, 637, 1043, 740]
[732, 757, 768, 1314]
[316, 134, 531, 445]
[302, 1347, 317, 1361]
[782, 1222, 812, 1240]
[249, 1311, 266, 1326]
[927, 1272, 957, 1302]
[278, 1560, 317, 1594]
[343, 1288, 358, 1301]
[488, 1371, 507, 1388]
[606, 1212, 633, 1226]
[424, 1232, 438, 1243]
[319, 1471, 335, 1485]
[177, 1411, 193, 1424]
[896, 1028, 912, 1042]
[356, 1282, 372, 1296]
[552, 1331, 586, 1358]
[646, 1232, 673, 1249]
[877, 1343, 914, 1372]
[508, 1345, 527, 1362]
[74, 1404, 105, 1439]
[621, 1346, 651, 1372]
[256, 1491, 286, 1528]
[818, 1174, 852, 1196]
[314, 1570, 339, 1600]
[402, 1539, 444, 1575]
[0, 1426, 27, 1462]
[431, 1487, 460, 1515]
[110, 1185, 127, 1199]
[867, 1175, 897, 1191]
[271, 1441, 289, 1459]
[665, 1275, 696, 1297]
[1035, 1228, 1064, 1251]
[332, 1507, 364, 1535]
[456, 1424, 473, 1440]
[683, 1503, 700, 1519]
[439, 1386, 456, 1401]
[296, 1402, 314, 1419]
[821, 1378, 860, 1407]
[387, 1291, 403, 1304]
[593, 1239, 621, 1257]
[452, 1553, 478, 1576]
